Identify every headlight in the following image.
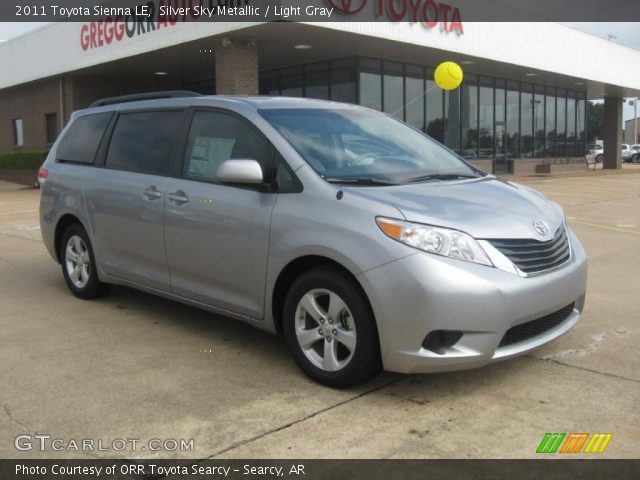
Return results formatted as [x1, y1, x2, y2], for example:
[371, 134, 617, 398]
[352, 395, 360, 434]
[376, 217, 493, 267]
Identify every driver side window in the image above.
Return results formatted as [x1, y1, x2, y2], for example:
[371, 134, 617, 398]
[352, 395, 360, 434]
[183, 111, 273, 182]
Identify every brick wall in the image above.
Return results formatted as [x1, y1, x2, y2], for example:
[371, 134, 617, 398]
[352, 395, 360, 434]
[0, 75, 178, 153]
[0, 79, 61, 153]
[214, 42, 259, 95]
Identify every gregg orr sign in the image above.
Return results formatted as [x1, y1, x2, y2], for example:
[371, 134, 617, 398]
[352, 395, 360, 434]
[328, 0, 464, 34]
[80, 0, 252, 51]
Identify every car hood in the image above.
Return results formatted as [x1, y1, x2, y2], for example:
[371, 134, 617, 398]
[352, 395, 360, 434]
[346, 176, 564, 240]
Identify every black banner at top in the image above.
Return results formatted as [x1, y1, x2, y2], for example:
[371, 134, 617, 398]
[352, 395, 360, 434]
[2, 0, 640, 22]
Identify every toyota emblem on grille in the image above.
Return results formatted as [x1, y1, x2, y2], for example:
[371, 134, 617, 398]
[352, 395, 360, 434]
[533, 220, 549, 236]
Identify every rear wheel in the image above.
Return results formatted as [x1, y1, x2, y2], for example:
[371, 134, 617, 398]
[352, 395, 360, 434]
[596, 154, 603, 163]
[283, 267, 381, 388]
[60, 224, 110, 299]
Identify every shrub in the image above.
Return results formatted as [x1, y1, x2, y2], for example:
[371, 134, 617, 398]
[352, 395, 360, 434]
[0, 150, 49, 170]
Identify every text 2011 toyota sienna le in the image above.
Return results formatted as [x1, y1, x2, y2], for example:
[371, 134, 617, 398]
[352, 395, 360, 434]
[39, 93, 587, 388]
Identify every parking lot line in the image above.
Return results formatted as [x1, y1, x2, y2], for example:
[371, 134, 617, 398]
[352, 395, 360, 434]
[569, 220, 640, 236]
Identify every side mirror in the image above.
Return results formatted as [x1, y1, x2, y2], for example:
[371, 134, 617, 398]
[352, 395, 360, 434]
[216, 159, 263, 185]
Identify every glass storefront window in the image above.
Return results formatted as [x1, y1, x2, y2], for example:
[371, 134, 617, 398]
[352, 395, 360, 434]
[281, 66, 304, 97]
[545, 87, 556, 157]
[505, 81, 519, 158]
[330, 58, 356, 104]
[556, 89, 567, 158]
[461, 75, 478, 159]
[478, 77, 494, 158]
[494, 79, 506, 159]
[426, 69, 444, 142]
[305, 62, 329, 100]
[444, 88, 461, 153]
[259, 57, 589, 164]
[383, 61, 404, 119]
[534, 84, 545, 157]
[260, 70, 279, 95]
[359, 58, 382, 110]
[520, 83, 533, 158]
[577, 93, 586, 156]
[566, 92, 577, 157]
[405, 65, 425, 131]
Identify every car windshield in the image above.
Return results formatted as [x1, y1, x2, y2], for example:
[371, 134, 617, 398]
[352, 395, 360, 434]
[259, 108, 482, 184]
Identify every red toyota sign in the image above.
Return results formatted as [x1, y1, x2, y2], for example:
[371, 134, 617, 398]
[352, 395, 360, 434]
[329, 0, 464, 35]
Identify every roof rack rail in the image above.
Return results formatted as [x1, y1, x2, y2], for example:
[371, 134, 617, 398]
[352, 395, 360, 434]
[89, 91, 203, 108]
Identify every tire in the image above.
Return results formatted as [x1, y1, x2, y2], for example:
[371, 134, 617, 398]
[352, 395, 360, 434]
[60, 223, 110, 299]
[282, 267, 381, 388]
[596, 154, 603, 164]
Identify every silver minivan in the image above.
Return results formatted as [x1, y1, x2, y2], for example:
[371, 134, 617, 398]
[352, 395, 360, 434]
[40, 93, 587, 388]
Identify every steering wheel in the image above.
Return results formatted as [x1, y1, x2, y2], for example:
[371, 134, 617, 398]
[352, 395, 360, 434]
[351, 153, 377, 166]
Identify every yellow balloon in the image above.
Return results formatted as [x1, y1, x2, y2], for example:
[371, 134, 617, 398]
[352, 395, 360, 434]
[434, 61, 464, 91]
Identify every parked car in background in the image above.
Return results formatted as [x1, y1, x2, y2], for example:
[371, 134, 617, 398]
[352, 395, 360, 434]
[39, 93, 588, 388]
[587, 144, 603, 163]
[621, 144, 633, 162]
[630, 145, 640, 163]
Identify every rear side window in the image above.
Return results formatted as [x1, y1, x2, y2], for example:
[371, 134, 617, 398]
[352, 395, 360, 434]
[56, 112, 111, 164]
[106, 110, 183, 175]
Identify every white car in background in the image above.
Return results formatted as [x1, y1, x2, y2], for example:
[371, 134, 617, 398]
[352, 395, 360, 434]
[630, 145, 640, 163]
[621, 144, 633, 162]
[587, 144, 603, 163]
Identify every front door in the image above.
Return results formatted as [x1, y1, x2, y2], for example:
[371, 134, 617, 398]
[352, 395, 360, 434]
[163, 110, 277, 319]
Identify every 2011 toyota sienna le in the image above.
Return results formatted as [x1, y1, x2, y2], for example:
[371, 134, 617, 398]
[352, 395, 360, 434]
[39, 92, 587, 388]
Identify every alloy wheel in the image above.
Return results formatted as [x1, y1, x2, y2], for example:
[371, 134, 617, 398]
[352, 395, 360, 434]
[294, 288, 357, 372]
[65, 235, 91, 289]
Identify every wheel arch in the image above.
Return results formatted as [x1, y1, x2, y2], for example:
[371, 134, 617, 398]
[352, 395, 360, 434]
[271, 255, 377, 336]
[54, 214, 86, 263]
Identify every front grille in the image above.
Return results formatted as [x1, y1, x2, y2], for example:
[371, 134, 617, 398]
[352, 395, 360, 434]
[498, 303, 575, 348]
[488, 226, 571, 274]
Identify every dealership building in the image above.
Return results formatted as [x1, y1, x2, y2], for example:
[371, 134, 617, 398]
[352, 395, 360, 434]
[1, 0, 640, 174]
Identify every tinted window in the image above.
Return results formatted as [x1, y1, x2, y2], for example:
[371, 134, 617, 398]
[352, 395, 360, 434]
[106, 111, 183, 175]
[183, 111, 273, 182]
[57, 113, 111, 164]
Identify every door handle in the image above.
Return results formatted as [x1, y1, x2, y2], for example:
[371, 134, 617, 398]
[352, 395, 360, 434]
[167, 191, 189, 205]
[143, 186, 162, 200]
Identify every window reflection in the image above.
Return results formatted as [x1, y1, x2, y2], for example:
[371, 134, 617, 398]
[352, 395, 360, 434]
[383, 61, 404, 119]
[479, 77, 494, 158]
[260, 57, 589, 163]
[461, 75, 478, 159]
[545, 87, 556, 157]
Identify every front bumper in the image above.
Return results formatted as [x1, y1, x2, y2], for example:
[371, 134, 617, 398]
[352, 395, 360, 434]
[357, 228, 587, 374]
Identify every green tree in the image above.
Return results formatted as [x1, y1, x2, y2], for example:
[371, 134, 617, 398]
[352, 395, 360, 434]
[586, 101, 604, 143]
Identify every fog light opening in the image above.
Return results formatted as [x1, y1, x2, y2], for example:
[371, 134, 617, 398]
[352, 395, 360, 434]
[422, 330, 463, 354]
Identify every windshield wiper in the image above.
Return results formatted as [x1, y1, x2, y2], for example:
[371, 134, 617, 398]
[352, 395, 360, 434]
[406, 173, 480, 183]
[323, 177, 398, 186]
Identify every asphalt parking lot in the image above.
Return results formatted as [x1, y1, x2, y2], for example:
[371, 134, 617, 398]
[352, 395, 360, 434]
[0, 169, 638, 459]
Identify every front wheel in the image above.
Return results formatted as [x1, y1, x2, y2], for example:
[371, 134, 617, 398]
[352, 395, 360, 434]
[60, 224, 111, 299]
[596, 154, 603, 164]
[282, 268, 381, 388]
